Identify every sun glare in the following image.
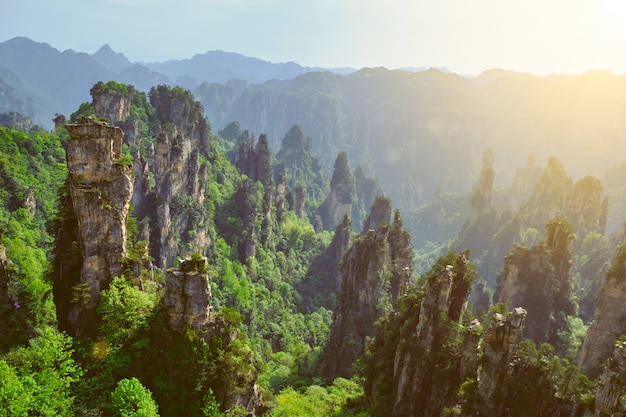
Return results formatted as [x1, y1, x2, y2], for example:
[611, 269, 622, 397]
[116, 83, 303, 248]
[596, 0, 626, 30]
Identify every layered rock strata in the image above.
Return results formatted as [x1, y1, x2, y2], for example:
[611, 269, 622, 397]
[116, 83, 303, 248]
[578, 244, 626, 378]
[594, 341, 626, 416]
[494, 218, 574, 345]
[64, 117, 133, 336]
[164, 256, 212, 335]
[477, 307, 527, 416]
[391, 253, 476, 417]
[322, 202, 413, 378]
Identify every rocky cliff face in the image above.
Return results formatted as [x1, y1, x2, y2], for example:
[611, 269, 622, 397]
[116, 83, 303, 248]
[476, 307, 527, 416]
[164, 256, 212, 335]
[390, 251, 476, 417]
[163, 255, 263, 415]
[593, 341, 626, 416]
[92, 89, 131, 126]
[361, 195, 392, 234]
[494, 218, 574, 346]
[468, 149, 494, 228]
[0, 242, 10, 308]
[92, 86, 212, 268]
[318, 152, 354, 230]
[578, 244, 626, 378]
[318, 187, 352, 231]
[63, 117, 133, 337]
[509, 154, 541, 211]
[153, 122, 210, 266]
[322, 199, 413, 378]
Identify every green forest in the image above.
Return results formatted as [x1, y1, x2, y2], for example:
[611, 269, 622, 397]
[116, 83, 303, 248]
[1, 80, 626, 417]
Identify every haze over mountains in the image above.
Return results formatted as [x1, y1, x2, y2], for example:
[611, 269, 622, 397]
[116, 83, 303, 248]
[2, 36, 626, 229]
[4, 32, 626, 416]
[0, 36, 351, 128]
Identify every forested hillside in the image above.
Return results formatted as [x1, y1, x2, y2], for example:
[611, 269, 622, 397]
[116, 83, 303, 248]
[2, 76, 626, 417]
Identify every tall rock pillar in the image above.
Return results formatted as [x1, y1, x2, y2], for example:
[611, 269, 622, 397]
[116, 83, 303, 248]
[163, 256, 212, 336]
[594, 341, 626, 416]
[64, 117, 133, 337]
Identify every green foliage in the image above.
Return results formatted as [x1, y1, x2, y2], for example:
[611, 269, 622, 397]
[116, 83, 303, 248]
[69, 102, 95, 122]
[98, 276, 158, 346]
[0, 359, 30, 417]
[275, 124, 329, 207]
[0, 127, 67, 349]
[110, 377, 159, 417]
[268, 377, 364, 417]
[497, 340, 595, 417]
[0, 326, 82, 417]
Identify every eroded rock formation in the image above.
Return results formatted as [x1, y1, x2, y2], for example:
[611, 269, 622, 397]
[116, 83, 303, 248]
[322, 200, 413, 378]
[0, 242, 10, 308]
[318, 151, 355, 230]
[164, 256, 212, 335]
[494, 218, 574, 346]
[468, 149, 495, 228]
[390, 252, 476, 417]
[578, 244, 626, 378]
[594, 341, 626, 416]
[91, 85, 212, 268]
[63, 117, 133, 337]
[476, 307, 527, 416]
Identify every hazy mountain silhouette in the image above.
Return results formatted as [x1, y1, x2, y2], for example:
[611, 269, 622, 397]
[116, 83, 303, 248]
[0, 37, 354, 127]
[92, 44, 132, 73]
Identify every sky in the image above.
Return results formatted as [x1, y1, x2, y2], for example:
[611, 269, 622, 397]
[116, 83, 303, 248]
[2, 0, 626, 76]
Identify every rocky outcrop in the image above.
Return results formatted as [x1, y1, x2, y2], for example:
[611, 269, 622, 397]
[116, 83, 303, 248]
[235, 133, 273, 187]
[594, 341, 626, 416]
[521, 157, 573, 230]
[92, 87, 131, 125]
[564, 175, 607, 237]
[509, 154, 541, 211]
[318, 151, 355, 230]
[233, 178, 260, 263]
[92, 85, 212, 269]
[361, 195, 392, 234]
[431, 183, 447, 229]
[275, 174, 286, 222]
[322, 202, 413, 378]
[468, 149, 495, 228]
[164, 256, 264, 415]
[0, 242, 10, 307]
[63, 117, 133, 337]
[578, 244, 626, 378]
[476, 307, 527, 416]
[153, 122, 210, 267]
[164, 256, 212, 335]
[390, 252, 476, 417]
[494, 218, 574, 346]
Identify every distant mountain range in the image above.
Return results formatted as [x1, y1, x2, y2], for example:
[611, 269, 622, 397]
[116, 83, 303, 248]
[2, 36, 626, 226]
[0, 37, 354, 128]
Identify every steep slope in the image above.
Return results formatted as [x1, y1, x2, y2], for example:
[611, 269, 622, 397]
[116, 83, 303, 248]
[0, 37, 115, 122]
[361, 250, 477, 417]
[321, 196, 414, 378]
[494, 218, 575, 346]
[61, 117, 133, 337]
[578, 244, 626, 378]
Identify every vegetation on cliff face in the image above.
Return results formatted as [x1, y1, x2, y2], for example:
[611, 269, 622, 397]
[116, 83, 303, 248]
[2, 76, 626, 417]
